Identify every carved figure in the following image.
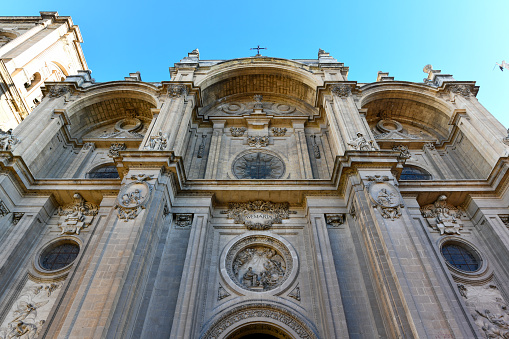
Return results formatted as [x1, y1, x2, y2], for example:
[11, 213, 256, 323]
[0, 129, 19, 151]
[57, 193, 98, 235]
[242, 267, 259, 287]
[421, 195, 463, 235]
[348, 132, 374, 151]
[147, 131, 167, 150]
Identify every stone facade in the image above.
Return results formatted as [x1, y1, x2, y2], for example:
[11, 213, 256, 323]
[0, 30, 509, 339]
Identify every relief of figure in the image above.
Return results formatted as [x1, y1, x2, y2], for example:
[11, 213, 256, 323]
[0, 129, 19, 151]
[242, 267, 259, 287]
[348, 132, 374, 151]
[377, 188, 395, 206]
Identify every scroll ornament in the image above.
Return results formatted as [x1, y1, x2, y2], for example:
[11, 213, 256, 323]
[221, 200, 296, 230]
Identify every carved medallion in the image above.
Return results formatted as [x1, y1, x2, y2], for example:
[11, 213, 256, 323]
[225, 235, 293, 292]
[232, 152, 285, 180]
[366, 175, 404, 220]
[115, 174, 153, 221]
[221, 200, 294, 230]
[421, 195, 464, 235]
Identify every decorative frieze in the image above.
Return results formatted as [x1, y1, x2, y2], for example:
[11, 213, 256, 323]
[230, 127, 246, 137]
[325, 214, 345, 228]
[348, 132, 375, 151]
[272, 127, 287, 137]
[420, 195, 464, 235]
[12, 212, 24, 225]
[108, 143, 126, 157]
[221, 200, 295, 230]
[366, 175, 404, 220]
[57, 193, 98, 235]
[247, 135, 269, 148]
[115, 174, 153, 221]
[174, 213, 193, 228]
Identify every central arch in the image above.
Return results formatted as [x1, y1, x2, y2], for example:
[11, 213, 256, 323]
[226, 323, 293, 339]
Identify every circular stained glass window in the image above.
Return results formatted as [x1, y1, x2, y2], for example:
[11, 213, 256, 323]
[232, 152, 284, 179]
[441, 243, 480, 272]
[40, 242, 80, 271]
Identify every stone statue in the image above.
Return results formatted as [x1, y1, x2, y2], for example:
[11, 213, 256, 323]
[348, 132, 374, 151]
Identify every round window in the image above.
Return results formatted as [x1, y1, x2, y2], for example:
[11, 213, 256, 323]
[441, 243, 480, 272]
[232, 152, 284, 179]
[40, 242, 80, 271]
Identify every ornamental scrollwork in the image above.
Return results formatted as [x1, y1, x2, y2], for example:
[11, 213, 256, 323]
[393, 145, 411, 159]
[272, 127, 287, 137]
[247, 135, 269, 148]
[221, 200, 295, 230]
[230, 127, 246, 137]
[108, 143, 126, 157]
[57, 193, 98, 235]
[420, 195, 464, 235]
[48, 85, 70, 98]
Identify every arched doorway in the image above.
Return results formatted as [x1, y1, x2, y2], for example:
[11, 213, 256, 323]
[226, 323, 294, 339]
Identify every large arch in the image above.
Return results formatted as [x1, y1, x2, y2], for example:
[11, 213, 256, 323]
[360, 83, 454, 139]
[200, 302, 319, 339]
[63, 84, 159, 138]
[195, 58, 321, 110]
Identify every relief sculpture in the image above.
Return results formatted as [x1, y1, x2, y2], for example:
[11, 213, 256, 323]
[232, 246, 286, 291]
[421, 195, 464, 235]
[57, 193, 98, 235]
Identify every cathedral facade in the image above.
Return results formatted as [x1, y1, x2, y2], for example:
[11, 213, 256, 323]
[1, 14, 509, 339]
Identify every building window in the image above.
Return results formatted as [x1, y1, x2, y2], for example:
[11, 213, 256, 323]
[400, 166, 432, 180]
[232, 152, 285, 179]
[40, 242, 80, 271]
[441, 243, 480, 272]
[88, 165, 120, 179]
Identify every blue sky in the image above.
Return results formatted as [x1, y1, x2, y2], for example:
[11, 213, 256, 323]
[5, 0, 509, 127]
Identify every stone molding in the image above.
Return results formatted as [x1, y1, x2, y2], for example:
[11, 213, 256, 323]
[201, 303, 318, 339]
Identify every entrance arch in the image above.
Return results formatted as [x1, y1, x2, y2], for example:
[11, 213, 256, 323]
[226, 323, 293, 339]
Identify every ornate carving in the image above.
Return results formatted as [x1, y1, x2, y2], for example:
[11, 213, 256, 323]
[366, 175, 404, 220]
[288, 284, 301, 301]
[230, 127, 246, 137]
[163, 204, 170, 217]
[331, 84, 351, 98]
[253, 94, 263, 109]
[312, 135, 320, 159]
[168, 84, 187, 98]
[272, 127, 287, 137]
[393, 145, 411, 159]
[147, 131, 167, 150]
[226, 236, 293, 292]
[12, 212, 24, 225]
[197, 135, 206, 158]
[48, 85, 69, 98]
[57, 193, 98, 235]
[115, 175, 152, 221]
[0, 199, 9, 217]
[108, 143, 126, 157]
[449, 84, 472, 97]
[247, 135, 269, 148]
[232, 152, 285, 179]
[423, 142, 436, 151]
[0, 128, 20, 151]
[221, 200, 295, 230]
[0, 281, 62, 339]
[499, 215, 509, 228]
[350, 205, 357, 219]
[456, 283, 509, 338]
[174, 213, 193, 228]
[217, 284, 230, 301]
[420, 195, 464, 235]
[503, 129, 509, 146]
[202, 303, 318, 339]
[348, 132, 375, 151]
[325, 214, 345, 228]
[82, 142, 95, 150]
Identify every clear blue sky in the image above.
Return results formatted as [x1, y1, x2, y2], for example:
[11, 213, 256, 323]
[5, 0, 509, 127]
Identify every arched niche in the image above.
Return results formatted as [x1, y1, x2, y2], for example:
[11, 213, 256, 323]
[195, 58, 320, 109]
[64, 86, 159, 139]
[360, 86, 453, 140]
